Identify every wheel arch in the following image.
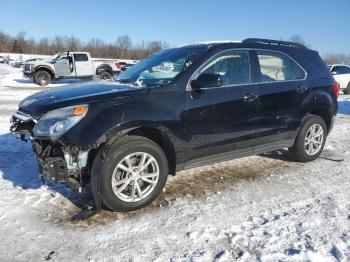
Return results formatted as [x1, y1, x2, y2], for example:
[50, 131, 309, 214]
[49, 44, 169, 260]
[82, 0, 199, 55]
[299, 90, 336, 133]
[33, 65, 55, 78]
[308, 107, 332, 132]
[93, 123, 177, 176]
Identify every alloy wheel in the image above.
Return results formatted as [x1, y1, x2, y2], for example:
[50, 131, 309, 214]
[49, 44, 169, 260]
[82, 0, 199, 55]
[111, 152, 160, 202]
[304, 124, 324, 156]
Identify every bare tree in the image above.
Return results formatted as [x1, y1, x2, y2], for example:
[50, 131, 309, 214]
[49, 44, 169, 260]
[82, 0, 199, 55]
[323, 53, 350, 65]
[288, 35, 311, 48]
[115, 35, 133, 58]
[0, 30, 169, 59]
[37, 37, 50, 55]
[66, 36, 81, 51]
[0, 31, 11, 52]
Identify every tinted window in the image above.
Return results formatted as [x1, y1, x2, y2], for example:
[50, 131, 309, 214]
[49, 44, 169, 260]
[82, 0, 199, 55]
[199, 51, 251, 86]
[74, 54, 88, 62]
[257, 51, 305, 82]
[342, 66, 350, 74]
[333, 66, 350, 74]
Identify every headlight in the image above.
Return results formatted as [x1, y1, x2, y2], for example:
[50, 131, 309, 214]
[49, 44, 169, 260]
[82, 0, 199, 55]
[33, 105, 88, 139]
[24, 64, 33, 72]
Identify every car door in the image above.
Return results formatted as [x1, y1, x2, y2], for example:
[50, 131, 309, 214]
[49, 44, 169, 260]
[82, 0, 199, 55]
[254, 50, 308, 144]
[184, 50, 260, 165]
[54, 52, 73, 77]
[73, 53, 94, 76]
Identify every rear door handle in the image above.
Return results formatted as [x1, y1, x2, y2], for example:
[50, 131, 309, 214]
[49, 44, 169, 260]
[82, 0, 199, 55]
[297, 85, 308, 93]
[243, 92, 258, 102]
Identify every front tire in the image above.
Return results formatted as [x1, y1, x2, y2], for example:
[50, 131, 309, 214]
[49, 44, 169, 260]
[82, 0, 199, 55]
[33, 70, 52, 86]
[289, 115, 327, 162]
[99, 136, 168, 212]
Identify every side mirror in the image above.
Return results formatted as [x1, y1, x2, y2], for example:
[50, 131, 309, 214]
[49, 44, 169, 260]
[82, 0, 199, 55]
[191, 73, 223, 90]
[331, 71, 337, 75]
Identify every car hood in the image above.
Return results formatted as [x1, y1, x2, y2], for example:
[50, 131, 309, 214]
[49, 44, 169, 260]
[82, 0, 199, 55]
[18, 81, 147, 117]
[27, 59, 53, 67]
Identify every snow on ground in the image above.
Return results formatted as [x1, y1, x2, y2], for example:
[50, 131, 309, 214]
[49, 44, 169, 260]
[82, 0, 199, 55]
[0, 52, 51, 61]
[0, 63, 350, 261]
[0, 62, 81, 89]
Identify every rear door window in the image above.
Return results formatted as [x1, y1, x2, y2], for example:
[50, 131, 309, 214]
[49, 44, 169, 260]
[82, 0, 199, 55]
[257, 51, 305, 82]
[337, 66, 350, 74]
[74, 54, 88, 62]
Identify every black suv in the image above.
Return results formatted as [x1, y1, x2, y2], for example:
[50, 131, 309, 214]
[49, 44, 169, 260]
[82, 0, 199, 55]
[11, 39, 338, 212]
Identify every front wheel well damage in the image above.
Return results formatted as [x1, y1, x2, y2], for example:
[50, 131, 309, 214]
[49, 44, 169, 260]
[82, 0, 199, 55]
[90, 126, 177, 176]
[88, 126, 177, 211]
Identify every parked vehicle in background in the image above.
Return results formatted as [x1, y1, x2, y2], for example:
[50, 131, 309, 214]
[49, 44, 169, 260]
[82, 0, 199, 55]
[23, 51, 122, 86]
[13, 60, 25, 68]
[11, 38, 338, 212]
[328, 64, 350, 94]
[7, 58, 16, 66]
[117, 61, 135, 72]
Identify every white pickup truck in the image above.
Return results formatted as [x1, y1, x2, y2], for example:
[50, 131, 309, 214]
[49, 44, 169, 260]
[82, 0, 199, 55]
[23, 51, 123, 86]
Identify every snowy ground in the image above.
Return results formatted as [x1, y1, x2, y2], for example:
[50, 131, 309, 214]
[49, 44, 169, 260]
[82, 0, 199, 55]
[0, 62, 81, 89]
[0, 63, 349, 261]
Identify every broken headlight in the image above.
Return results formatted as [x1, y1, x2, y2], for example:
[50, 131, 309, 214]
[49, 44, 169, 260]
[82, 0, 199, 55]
[33, 105, 88, 139]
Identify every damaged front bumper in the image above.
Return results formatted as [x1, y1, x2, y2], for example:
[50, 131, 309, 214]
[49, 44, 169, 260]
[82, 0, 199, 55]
[10, 112, 92, 192]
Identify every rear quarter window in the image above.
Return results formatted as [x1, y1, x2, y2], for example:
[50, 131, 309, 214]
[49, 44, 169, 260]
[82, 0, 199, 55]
[257, 50, 305, 82]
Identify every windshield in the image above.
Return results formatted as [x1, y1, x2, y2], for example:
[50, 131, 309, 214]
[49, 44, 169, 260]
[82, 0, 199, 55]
[51, 53, 60, 60]
[116, 47, 206, 86]
[52, 52, 68, 62]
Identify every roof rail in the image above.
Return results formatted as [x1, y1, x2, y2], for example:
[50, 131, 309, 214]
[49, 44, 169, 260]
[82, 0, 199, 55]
[242, 38, 307, 49]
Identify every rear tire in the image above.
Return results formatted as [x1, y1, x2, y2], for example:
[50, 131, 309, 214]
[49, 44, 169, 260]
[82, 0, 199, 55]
[33, 70, 52, 86]
[99, 71, 113, 80]
[99, 136, 168, 212]
[289, 115, 327, 162]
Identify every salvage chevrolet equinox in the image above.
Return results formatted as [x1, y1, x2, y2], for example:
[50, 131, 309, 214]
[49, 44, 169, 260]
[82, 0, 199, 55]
[11, 38, 338, 212]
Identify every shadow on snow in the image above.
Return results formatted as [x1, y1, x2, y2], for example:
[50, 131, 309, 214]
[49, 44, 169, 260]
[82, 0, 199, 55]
[0, 133, 92, 211]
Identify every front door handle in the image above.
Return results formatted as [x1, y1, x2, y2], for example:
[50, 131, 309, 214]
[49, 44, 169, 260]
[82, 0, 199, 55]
[297, 85, 308, 93]
[243, 92, 258, 102]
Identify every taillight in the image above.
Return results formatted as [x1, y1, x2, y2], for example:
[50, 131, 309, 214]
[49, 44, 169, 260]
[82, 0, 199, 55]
[115, 63, 121, 70]
[333, 82, 340, 98]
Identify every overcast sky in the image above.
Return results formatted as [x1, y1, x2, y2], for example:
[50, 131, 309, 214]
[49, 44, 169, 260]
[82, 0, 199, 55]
[1, 0, 349, 54]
